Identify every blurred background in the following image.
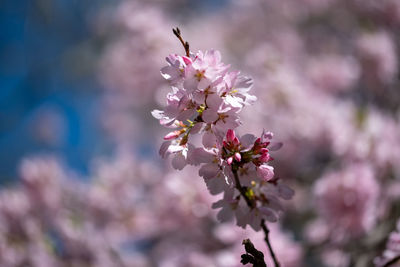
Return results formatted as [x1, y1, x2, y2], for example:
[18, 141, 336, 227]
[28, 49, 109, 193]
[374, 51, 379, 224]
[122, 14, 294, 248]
[0, 0, 399, 266]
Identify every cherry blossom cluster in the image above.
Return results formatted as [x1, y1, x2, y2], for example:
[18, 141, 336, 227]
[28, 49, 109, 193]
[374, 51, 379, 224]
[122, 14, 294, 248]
[197, 129, 294, 231]
[152, 38, 294, 231]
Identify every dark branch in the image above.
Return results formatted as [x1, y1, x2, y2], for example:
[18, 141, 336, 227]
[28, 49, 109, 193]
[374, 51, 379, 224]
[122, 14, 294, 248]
[383, 255, 400, 267]
[241, 239, 267, 267]
[261, 219, 280, 267]
[172, 27, 190, 57]
[232, 168, 255, 208]
[232, 168, 280, 267]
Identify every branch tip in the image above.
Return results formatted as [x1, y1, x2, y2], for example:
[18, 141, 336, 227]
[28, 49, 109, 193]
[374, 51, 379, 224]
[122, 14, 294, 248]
[241, 239, 267, 267]
[172, 27, 190, 57]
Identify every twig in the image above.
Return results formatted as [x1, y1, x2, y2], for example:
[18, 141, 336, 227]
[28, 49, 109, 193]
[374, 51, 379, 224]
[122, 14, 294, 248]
[172, 27, 190, 57]
[232, 167, 255, 209]
[261, 219, 280, 267]
[241, 239, 267, 267]
[232, 168, 280, 267]
[383, 255, 400, 267]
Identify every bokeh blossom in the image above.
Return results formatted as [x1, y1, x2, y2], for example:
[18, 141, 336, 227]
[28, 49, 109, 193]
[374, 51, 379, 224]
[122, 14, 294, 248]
[313, 163, 380, 243]
[375, 218, 400, 267]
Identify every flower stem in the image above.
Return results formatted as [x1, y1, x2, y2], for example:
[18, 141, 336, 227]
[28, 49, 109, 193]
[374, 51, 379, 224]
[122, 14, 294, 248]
[232, 168, 280, 267]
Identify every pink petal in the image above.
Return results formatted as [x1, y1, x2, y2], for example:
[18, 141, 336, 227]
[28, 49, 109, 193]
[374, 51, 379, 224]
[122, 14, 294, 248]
[159, 141, 171, 158]
[202, 131, 216, 148]
[171, 153, 186, 170]
[261, 130, 274, 143]
[204, 175, 228, 195]
[217, 207, 234, 222]
[199, 163, 220, 179]
[269, 142, 283, 151]
[202, 109, 219, 123]
[188, 148, 214, 165]
[240, 134, 257, 149]
[257, 165, 274, 181]
[259, 207, 278, 222]
[182, 56, 192, 65]
[278, 184, 295, 200]
[190, 122, 203, 134]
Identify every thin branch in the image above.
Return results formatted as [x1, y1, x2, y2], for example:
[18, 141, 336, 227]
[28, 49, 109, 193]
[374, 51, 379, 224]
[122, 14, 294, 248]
[383, 255, 400, 267]
[172, 27, 190, 57]
[232, 168, 280, 267]
[261, 219, 280, 267]
[232, 168, 254, 208]
[241, 239, 267, 267]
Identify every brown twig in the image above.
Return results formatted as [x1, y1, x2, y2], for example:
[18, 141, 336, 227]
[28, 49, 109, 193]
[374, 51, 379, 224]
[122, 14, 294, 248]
[232, 167, 255, 209]
[241, 239, 267, 267]
[261, 219, 280, 267]
[172, 27, 190, 57]
[232, 168, 280, 267]
[383, 255, 400, 267]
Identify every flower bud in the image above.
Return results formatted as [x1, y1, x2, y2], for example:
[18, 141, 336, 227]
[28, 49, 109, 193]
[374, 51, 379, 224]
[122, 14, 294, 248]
[164, 130, 182, 140]
[226, 129, 236, 143]
[259, 152, 271, 163]
[234, 152, 241, 162]
[257, 165, 274, 181]
[233, 137, 240, 146]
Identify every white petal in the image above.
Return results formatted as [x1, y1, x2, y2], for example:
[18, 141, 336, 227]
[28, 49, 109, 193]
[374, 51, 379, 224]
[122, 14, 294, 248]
[151, 109, 164, 120]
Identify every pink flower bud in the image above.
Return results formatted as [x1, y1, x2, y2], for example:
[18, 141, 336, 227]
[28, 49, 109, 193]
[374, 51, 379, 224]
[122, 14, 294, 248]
[227, 156, 233, 165]
[222, 140, 228, 149]
[233, 137, 240, 146]
[252, 138, 261, 152]
[259, 152, 271, 163]
[257, 165, 274, 181]
[182, 56, 192, 65]
[164, 130, 181, 140]
[226, 129, 236, 143]
[234, 152, 241, 162]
